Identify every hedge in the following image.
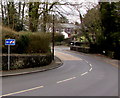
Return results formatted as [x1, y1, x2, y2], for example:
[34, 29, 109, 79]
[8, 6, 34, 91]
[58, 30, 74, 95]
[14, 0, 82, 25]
[26, 33, 51, 53]
[54, 33, 64, 42]
[2, 27, 51, 54]
[70, 46, 90, 53]
[2, 27, 52, 70]
[2, 54, 52, 70]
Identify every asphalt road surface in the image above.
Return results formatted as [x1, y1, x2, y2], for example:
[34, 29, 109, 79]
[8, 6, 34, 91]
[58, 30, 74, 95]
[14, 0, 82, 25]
[2, 46, 118, 96]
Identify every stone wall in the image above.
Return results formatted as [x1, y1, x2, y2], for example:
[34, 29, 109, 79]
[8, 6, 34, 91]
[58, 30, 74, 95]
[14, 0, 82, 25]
[2, 54, 52, 70]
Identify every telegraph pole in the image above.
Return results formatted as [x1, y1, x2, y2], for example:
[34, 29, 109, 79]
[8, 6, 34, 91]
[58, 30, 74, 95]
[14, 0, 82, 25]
[52, 14, 55, 60]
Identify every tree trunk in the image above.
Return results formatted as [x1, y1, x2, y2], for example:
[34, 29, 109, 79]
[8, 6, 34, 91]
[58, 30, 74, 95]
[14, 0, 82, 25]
[4, 1, 7, 19]
[1, 0, 4, 24]
[18, 2, 21, 18]
[29, 2, 39, 32]
[33, 2, 39, 32]
[7, 2, 10, 27]
[29, 2, 33, 31]
[42, 4, 48, 33]
[11, 2, 15, 30]
[22, 2, 25, 30]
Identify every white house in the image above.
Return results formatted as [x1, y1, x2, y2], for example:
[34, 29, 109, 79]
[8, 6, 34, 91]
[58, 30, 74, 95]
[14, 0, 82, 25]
[55, 23, 80, 39]
[61, 30, 69, 39]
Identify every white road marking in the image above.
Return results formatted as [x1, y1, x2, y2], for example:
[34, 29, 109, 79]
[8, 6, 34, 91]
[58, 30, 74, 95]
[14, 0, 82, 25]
[89, 68, 93, 72]
[89, 64, 92, 67]
[83, 59, 88, 63]
[86, 61, 89, 63]
[57, 77, 76, 84]
[81, 72, 88, 76]
[1, 86, 44, 97]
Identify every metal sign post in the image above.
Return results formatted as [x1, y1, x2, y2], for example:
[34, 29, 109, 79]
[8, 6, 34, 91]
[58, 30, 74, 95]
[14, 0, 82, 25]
[8, 45, 10, 70]
[5, 39, 15, 70]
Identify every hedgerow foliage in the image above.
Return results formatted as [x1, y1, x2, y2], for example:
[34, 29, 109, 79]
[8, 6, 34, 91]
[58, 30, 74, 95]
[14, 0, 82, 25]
[2, 27, 51, 54]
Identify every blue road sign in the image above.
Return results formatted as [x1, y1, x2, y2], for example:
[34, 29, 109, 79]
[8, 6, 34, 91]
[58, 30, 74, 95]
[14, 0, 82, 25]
[5, 39, 16, 45]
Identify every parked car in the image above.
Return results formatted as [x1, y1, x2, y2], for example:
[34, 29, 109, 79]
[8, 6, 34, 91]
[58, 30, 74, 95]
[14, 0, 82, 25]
[70, 41, 82, 46]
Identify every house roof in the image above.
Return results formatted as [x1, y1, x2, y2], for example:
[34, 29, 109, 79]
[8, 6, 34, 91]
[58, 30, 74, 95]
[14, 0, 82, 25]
[60, 23, 79, 29]
[56, 23, 80, 29]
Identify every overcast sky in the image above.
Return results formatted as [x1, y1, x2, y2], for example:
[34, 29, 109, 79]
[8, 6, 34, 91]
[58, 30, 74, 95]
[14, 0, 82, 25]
[55, 0, 99, 23]
[35, 0, 99, 23]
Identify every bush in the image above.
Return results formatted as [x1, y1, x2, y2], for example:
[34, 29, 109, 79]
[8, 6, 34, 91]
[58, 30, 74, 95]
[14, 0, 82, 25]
[26, 33, 51, 53]
[16, 35, 29, 53]
[2, 27, 52, 70]
[2, 27, 51, 54]
[2, 27, 30, 54]
[104, 50, 115, 59]
[54, 33, 64, 42]
[2, 27, 20, 53]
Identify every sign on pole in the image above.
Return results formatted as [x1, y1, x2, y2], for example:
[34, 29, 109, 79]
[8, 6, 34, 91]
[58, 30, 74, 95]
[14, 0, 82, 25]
[5, 39, 15, 45]
[5, 39, 16, 70]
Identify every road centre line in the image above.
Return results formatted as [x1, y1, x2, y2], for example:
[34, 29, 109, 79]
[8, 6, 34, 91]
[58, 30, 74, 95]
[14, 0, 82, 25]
[89, 64, 92, 67]
[89, 68, 92, 72]
[57, 77, 76, 84]
[1, 86, 44, 97]
[82, 59, 93, 72]
[86, 61, 89, 63]
[81, 72, 88, 76]
[83, 59, 88, 63]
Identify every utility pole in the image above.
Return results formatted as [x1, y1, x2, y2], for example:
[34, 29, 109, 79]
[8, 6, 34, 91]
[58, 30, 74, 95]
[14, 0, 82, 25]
[52, 14, 55, 60]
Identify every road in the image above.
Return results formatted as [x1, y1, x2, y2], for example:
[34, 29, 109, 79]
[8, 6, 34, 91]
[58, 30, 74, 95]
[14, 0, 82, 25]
[2, 46, 118, 96]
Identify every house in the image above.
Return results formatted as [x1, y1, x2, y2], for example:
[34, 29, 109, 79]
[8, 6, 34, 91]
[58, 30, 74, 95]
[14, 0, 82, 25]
[38, 23, 80, 39]
[61, 31, 69, 39]
[54, 23, 80, 39]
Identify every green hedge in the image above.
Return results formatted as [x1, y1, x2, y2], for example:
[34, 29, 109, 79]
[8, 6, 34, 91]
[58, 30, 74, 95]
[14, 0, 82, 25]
[2, 27, 51, 54]
[26, 33, 51, 53]
[70, 46, 90, 53]
[54, 33, 64, 42]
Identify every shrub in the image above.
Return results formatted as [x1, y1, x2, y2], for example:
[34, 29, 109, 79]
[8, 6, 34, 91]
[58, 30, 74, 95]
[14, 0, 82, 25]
[26, 33, 51, 53]
[54, 33, 64, 42]
[2, 27, 51, 54]
[105, 51, 115, 59]
[2, 27, 20, 53]
[16, 35, 29, 53]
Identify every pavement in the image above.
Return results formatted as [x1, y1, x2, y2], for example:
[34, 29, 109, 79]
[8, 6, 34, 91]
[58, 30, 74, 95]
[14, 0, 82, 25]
[1, 56, 63, 77]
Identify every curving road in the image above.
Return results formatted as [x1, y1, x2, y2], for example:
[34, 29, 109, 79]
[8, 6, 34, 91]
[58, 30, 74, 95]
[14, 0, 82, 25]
[2, 46, 118, 96]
